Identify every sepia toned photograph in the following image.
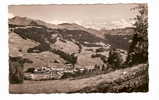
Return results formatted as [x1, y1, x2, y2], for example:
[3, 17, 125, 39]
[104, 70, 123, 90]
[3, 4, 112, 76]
[8, 4, 148, 93]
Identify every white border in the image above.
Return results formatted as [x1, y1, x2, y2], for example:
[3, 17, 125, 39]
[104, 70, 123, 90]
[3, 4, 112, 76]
[5, 0, 149, 4]
[0, 0, 159, 100]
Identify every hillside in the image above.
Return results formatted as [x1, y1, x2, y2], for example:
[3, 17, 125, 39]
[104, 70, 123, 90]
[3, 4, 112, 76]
[101, 27, 135, 35]
[9, 16, 136, 71]
[9, 16, 113, 69]
[102, 27, 134, 50]
[9, 64, 148, 93]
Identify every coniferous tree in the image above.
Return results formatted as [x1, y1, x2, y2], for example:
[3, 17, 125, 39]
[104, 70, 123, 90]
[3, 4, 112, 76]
[127, 4, 148, 65]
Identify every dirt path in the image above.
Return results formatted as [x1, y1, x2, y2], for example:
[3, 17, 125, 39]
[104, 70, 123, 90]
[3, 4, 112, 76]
[9, 64, 148, 93]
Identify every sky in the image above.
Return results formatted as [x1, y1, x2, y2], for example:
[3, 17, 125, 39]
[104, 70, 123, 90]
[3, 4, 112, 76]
[8, 4, 139, 30]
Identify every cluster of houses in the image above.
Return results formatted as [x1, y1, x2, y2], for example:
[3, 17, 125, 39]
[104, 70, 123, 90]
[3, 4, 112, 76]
[24, 64, 108, 81]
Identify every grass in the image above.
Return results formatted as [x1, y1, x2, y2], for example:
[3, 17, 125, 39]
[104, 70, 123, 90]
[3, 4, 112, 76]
[9, 63, 148, 93]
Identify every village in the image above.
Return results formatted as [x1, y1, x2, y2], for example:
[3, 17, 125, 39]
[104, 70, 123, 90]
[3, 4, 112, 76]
[24, 63, 110, 81]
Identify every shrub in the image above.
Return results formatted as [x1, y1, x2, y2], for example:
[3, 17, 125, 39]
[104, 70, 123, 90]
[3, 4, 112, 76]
[91, 54, 107, 64]
[9, 61, 24, 84]
[54, 60, 59, 63]
[51, 49, 77, 67]
[9, 56, 33, 84]
[25, 67, 35, 73]
[107, 49, 123, 69]
[96, 48, 105, 53]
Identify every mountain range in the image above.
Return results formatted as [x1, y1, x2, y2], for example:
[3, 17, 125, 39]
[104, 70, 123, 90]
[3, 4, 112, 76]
[9, 16, 134, 71]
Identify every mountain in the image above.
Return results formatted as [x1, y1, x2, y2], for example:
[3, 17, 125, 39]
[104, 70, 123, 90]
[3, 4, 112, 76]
[9, 16, 57, 28]
[9, 16, 112, 70]
[101, 27, 135, 35]
[9, 16, 103, 38]
[9, 16, 135, 71]
[57, 23, 104, 38]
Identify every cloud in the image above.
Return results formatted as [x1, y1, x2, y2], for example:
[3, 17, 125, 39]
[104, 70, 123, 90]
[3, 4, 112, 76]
[50, 20, 68, 25]
[79, 19, 135, 30]
[49, 19, 134, 30]
[73, 20, 82, 25]
[8, 13, 15, 18]
[50, 20, 82, 25]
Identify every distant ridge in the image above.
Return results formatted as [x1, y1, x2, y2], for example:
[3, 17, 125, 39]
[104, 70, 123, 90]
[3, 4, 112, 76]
[9, 16, 104, 38]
